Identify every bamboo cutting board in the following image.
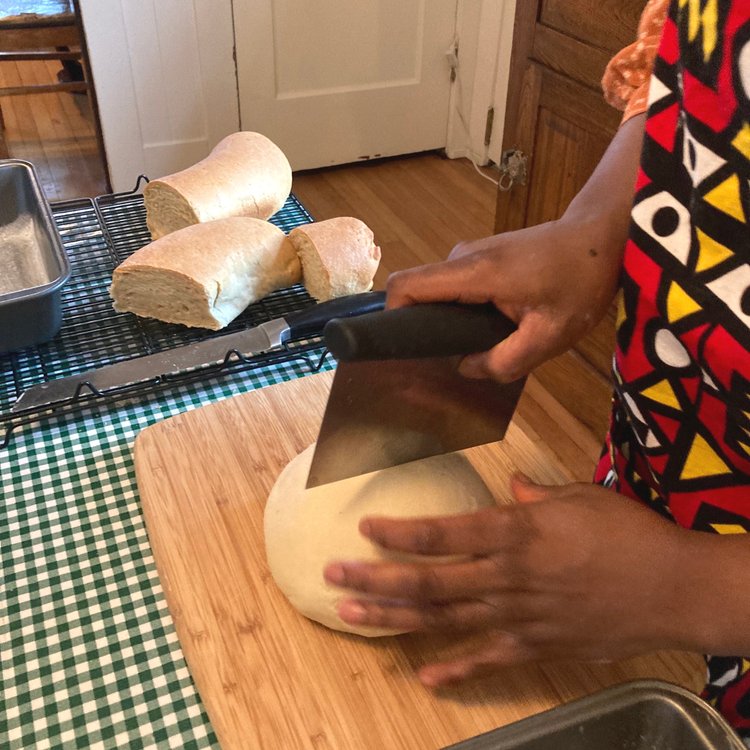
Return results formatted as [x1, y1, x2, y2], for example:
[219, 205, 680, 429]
[134, 371, 703, 750]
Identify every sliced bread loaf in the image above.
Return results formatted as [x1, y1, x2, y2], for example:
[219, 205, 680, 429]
[110, 217, 300, 330]
[288, 217, 381, 301]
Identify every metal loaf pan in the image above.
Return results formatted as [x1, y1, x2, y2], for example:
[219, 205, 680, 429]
[0, 159, 70, 354]
[445, 680, 745, 750]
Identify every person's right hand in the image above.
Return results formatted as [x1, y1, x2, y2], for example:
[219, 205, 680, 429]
[387, 114, 645, 383]
[386, 217, 624, 382]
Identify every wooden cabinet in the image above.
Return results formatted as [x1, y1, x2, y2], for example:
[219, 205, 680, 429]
[495, 0, 644, 439]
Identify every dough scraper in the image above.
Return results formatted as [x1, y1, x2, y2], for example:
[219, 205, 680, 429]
[306, 302, 525, 488]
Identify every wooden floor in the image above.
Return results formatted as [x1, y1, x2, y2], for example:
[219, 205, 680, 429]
[0, 58, 108, 201]
[294, 155, 499, 290]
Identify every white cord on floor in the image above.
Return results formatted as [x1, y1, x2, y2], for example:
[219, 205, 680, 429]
[449, 34, 500, 188]
[471, 160, 500, 186]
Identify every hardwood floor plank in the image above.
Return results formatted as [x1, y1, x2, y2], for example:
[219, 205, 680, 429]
[362, 164, 470, 260]
[296, 169, 370, 226]
[0, 58, 107, 200]
[294, 153, 492, 284]
[42, 59, 104, 197]
[406, 156, 497, 232]
[24, 57, 84, 200]
[0, 59, 57, 195]
[385, 158, 487, 241]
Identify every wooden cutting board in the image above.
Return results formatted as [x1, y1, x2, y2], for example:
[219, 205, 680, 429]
[134, 371, 703, 750]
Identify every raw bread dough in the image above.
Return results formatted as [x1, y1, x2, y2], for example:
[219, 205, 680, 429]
[263, 444, 496, 637]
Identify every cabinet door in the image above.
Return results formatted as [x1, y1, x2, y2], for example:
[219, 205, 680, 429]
[495, 0, 643, 438]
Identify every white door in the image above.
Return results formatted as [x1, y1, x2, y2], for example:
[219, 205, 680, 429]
[79, 0, 239, 192]
[233, 0, 458, 171]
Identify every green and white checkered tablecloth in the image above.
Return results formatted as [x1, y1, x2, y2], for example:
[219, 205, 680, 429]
[2, 355, 333, 749]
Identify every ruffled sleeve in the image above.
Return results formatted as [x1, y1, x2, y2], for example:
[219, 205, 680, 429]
[601, 0, 670, 124]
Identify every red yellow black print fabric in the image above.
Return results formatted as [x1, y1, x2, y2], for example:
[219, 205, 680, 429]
[594, 0, 750, 738]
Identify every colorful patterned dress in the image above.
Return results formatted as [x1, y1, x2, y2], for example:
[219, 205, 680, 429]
[597, 0, 750, 739]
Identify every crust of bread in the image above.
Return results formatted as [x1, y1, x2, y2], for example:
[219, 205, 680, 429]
[110, 217, 301, 330]
[288, 217, 381, 301]
[143, 132, 293, 240]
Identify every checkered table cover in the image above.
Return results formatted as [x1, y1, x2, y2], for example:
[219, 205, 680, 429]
[2, 356, 333, 749]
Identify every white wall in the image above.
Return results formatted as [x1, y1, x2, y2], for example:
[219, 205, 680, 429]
[446, 0, 516, 166]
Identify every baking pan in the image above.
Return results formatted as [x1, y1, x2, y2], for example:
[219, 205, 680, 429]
[445, 680, 745, 750]
[0, 159, 70, 353]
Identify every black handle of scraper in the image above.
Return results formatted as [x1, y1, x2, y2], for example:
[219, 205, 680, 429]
[323, 302, 517, 361]
[283, 291, 386, 340]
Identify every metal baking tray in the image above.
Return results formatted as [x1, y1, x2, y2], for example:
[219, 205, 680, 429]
[0, 159, 71, 353]
[445, 680, 745, 750]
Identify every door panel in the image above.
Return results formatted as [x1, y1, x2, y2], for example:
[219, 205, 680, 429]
[525, 108, 608, 227]
[234, 0, 457, 170]
[80, 0, 238, 191]
[540, 0, 646, 52]
[272, 2, 422, 94]
[531, 25, 613, 92]
[525, 70, 617, 228]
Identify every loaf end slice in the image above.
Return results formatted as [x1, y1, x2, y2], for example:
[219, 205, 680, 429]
[143, 180, 200, 241]
[289, 217, 381, 301]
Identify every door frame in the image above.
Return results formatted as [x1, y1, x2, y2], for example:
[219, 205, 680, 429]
[446, 0, 517, 166]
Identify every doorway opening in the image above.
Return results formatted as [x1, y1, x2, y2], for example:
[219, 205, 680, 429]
[0, 0, 109, 200]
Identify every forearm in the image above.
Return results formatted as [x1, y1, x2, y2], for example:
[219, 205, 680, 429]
[561, 113, 646, 263]
[666, 530, 750, 656]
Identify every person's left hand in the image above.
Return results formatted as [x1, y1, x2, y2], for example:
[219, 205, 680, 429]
[323, 475, 700, 687]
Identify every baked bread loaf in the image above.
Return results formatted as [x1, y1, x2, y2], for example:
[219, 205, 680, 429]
[110, 217, 301, 330]
[288, 217, 381, 301]
[143, 131, 293, 240]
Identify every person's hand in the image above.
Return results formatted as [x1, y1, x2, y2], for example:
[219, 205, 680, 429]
[386, 217, 622, 382]
[386, 114, 646, 383]
[323, 476, 702, 687]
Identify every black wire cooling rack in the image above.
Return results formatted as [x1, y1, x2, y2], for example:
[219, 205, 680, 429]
[0, 178, 328, 447]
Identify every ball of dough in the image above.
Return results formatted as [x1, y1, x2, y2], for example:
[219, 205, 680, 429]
[263, 444, 496, 637]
